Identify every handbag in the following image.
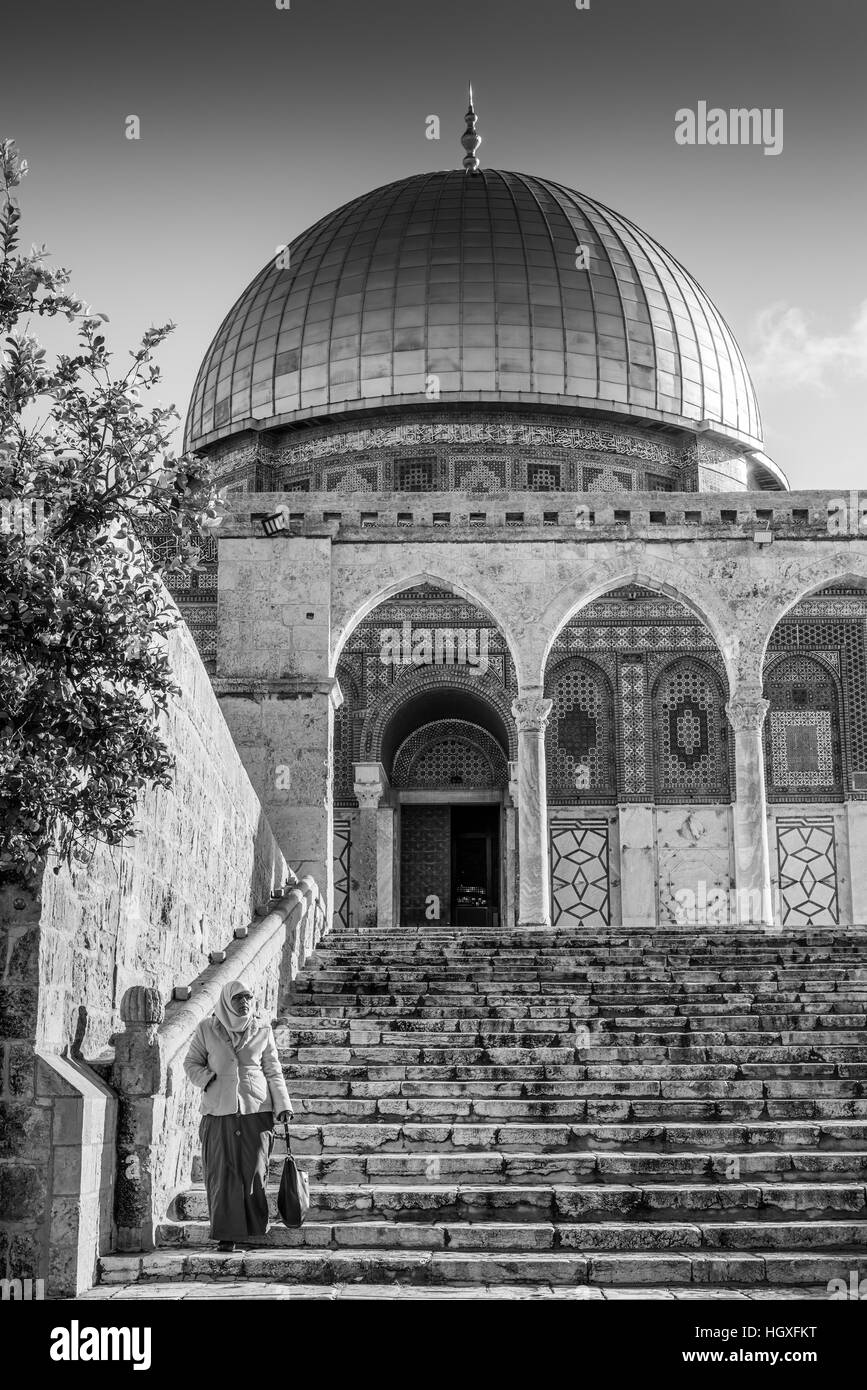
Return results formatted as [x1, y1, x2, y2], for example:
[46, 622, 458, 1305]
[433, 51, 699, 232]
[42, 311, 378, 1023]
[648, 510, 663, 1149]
[277, 1120, 310, 1227]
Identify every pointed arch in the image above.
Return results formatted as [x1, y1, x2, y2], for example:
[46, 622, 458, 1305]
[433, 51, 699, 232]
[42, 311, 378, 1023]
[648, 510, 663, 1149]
[329, 568, 521, 677]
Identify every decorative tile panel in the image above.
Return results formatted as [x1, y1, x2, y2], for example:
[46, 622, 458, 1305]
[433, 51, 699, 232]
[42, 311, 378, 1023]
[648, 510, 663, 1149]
[550, 818, 611, 926]
[775, 816, 839, 926]
[333, 819, 351, 931]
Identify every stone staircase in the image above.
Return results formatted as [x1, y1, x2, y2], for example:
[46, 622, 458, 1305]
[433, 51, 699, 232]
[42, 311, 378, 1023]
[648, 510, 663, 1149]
[96, 925, 867, 1299]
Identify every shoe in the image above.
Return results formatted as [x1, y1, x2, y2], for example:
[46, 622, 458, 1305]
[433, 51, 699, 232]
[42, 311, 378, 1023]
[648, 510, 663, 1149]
[217, 1241, 236, 1253]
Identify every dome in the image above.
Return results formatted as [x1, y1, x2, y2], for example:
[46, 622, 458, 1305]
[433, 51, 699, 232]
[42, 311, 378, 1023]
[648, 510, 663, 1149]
[185, 169, 763, 454]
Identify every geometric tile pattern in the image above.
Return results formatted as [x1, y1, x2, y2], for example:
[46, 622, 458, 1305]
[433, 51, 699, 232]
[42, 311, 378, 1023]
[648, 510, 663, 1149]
[392, 719, 509, 789]
[775, 816, 839, 926]
[547, 659, 616, 798]
[653, 659, 729, 798]
[764, 654, 842, 799]
[332, 819, 352, 931]
[769, 710, 834, 788]
[550, 818, 611, 926]
[620, 660, 648, 794]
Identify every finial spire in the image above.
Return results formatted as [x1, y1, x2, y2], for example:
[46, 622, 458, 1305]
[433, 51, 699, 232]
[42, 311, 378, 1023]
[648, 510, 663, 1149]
[461, 82, 482, 175]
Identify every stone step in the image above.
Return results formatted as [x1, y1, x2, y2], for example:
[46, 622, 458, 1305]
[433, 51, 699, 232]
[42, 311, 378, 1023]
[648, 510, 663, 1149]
[138, 923, 867, 1299]
[283, 1011, 867, 1029]
[285, 1002, 867, 1018]
[77, 1278, 836, 1300]
[261, 1150, 867, 1186]
[169, 1180, 867, 1223]
[282, 1028, 867, 1050]
[189, 1145, 867, 1185]
[293, 1097, 867, 1123]
[156, 1217, 867, 1253]
[286, 1072, 867, 1094]
[289, 1061, 867, 1084]
[272, 1119, 867, 1154]
[283, 1046, 867, 1066]
[100, 1244, 867, 1288]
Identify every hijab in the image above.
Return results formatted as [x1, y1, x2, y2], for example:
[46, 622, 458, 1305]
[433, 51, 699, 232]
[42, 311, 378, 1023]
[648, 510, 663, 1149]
[214, 979, 260, 1050]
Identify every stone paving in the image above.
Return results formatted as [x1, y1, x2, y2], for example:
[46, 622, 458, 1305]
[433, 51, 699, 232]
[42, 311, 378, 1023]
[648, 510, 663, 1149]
[79, 1280, 829, 1301]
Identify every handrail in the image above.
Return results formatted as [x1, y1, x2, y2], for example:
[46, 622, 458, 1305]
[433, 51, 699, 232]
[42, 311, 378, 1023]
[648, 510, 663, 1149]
[159, 878, 317, 1067]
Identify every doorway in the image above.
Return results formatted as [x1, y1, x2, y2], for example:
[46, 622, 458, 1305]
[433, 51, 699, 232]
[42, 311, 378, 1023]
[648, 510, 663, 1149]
[399, 802, 501, 927]
[451, 805, 500, 928]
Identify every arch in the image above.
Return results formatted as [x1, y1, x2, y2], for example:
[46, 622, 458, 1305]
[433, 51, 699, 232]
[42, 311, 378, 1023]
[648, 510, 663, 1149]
[535, 559, 736, 690]
[762, 651, 845, 800]
[544, 655, 617, 801]
[651, 656, 732, 801]
[755, 570, 867, 670]
[392, 720, 509, 790]
[361, 666, 518, 771]
[329, 568, 521, 680]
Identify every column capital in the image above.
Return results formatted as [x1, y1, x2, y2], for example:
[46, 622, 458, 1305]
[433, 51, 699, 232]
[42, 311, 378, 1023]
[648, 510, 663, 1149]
[726, 687, 770, 734]
[353, 761, 388, 810]
[512, 694, 553, 733]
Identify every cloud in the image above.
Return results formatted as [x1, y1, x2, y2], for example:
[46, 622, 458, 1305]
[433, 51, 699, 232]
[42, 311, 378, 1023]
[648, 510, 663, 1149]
[750, 299, 867, 392]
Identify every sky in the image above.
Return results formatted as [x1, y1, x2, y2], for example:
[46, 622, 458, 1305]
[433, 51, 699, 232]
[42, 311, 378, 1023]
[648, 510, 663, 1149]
[3, 0, 866, 489]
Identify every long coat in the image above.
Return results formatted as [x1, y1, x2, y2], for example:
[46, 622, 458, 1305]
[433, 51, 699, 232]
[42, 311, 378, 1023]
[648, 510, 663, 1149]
[184, 1016, 293, 1118]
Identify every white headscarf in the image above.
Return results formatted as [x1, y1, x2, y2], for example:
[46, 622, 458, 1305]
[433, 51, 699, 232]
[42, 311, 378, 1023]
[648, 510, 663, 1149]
[213, 979, 259, 1050]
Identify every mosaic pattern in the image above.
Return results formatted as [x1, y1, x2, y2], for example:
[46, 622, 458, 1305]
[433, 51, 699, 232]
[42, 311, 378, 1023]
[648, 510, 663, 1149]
[395, 457, 437, 491]
[453, 456, 507, 490]
[550, 819, 611, 926]
[260, 412, 687, 471]
[764, 654, 842, 798]
[620, 660, 648, 794]
[653, 660, 730, 799]
[547, 659, 616, 798]
[332, 819, 351, 931]
[547, 588, 730, 803]
[766, 591, 867, 794]
[583, 463, 636, 491]
[324, 464, 377, 492]
[392, 719, 508, 789]
[769, 710, 834, 788]
[775, 817, 839, 926]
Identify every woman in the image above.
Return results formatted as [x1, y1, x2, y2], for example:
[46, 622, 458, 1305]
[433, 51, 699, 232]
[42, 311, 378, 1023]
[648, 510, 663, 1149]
[184, 980, 293, 1252]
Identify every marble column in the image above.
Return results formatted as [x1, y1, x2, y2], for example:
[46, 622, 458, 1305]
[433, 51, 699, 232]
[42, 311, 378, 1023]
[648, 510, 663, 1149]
[505, 761, 519, 930]
[725, 688, 774, 926]
[511, 694, 553, 928]
[376, 803, 396, 931]
[352, 762, 388, 930]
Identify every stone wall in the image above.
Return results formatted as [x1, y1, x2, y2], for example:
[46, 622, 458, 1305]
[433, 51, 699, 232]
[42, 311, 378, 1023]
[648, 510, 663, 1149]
[0, 607, 296, 1296]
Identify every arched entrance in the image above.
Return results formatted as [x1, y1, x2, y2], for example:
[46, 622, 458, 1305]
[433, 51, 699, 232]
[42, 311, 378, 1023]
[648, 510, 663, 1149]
[333, 583, 518, 930]
[389, 703, 511, 928]
[543, 583, 734, 927]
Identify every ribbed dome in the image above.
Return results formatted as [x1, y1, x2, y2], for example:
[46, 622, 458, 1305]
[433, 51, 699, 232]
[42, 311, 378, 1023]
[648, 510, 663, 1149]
[185, 169, 763, 452]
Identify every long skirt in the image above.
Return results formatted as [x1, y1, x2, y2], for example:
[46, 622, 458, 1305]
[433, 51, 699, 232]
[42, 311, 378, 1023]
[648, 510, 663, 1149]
[199, 1111, 275, 1242]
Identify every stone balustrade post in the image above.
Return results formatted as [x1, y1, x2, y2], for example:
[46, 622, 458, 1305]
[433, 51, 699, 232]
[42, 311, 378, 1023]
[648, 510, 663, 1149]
[511, 693, 553, 928]
[111, 985, 165, 1252]
[725, 687, 774, 926]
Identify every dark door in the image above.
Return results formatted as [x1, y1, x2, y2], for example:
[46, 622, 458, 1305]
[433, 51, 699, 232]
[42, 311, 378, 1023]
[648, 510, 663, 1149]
[451, 805, 499, 928]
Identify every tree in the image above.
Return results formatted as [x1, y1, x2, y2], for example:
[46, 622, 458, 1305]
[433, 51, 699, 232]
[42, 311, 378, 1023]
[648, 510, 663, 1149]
[0, 139, 223, 883]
